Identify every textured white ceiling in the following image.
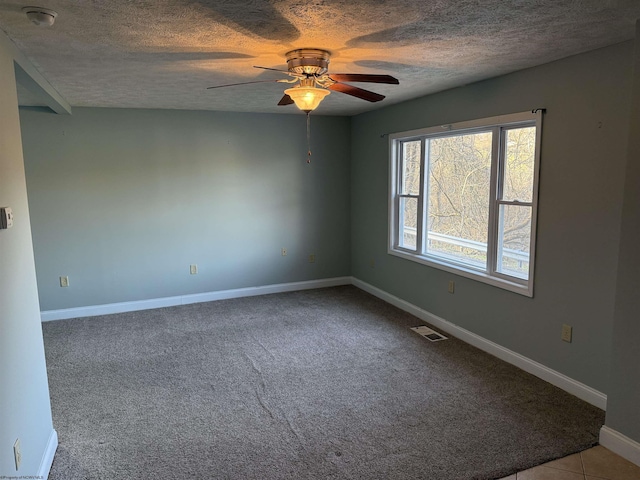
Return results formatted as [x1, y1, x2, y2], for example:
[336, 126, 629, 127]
[0, 0, 639, 115]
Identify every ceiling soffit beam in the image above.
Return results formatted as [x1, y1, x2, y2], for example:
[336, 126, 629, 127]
[0, 29, 71, 115]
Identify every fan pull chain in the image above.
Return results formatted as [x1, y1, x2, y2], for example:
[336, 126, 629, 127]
[306, 112, 312, 164]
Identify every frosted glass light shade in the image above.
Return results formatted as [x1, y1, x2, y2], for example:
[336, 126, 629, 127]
[284, 86, 330, 112]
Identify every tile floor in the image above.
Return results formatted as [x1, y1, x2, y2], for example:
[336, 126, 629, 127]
[497, 446, 640, 480]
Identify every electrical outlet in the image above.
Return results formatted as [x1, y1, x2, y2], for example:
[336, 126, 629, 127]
[14, 438, 21, 470]
[308, 254, 316, 263]
[561, 324, 572, 343]
[190, 264, 198, 275]
[60, 276, 69, 287]
[281, 248, 287, 256]
[448, 280, 455, 294]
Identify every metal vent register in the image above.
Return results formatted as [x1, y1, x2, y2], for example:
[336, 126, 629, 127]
[410, 326, 448, 342]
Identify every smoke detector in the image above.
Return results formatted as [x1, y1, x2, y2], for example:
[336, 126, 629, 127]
[23, 6, 57, 26]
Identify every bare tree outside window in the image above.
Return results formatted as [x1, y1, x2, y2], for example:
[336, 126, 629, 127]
[427, 132, 492, 267]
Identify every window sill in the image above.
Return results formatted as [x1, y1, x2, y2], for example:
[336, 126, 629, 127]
[388, 247, 534, 297]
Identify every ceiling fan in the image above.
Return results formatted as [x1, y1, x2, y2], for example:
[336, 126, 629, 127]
[207, 48, 399, 112]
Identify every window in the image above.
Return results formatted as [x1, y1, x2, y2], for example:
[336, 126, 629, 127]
[389, 111, 542, 296]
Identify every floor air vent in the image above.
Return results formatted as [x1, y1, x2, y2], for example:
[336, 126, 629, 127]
[410, 326, 448, 342]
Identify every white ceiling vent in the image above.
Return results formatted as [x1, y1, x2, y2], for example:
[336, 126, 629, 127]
[410, 326, 448, 342]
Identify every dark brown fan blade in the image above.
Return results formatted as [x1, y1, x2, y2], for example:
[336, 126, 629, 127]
[327, 82, 385, 102]
[277, 94, 294, 106]
[329, 74, 399, 84]
[207, 80, 281, 89]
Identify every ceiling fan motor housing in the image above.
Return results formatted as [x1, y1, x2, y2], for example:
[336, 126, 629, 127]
[286, 49, 330, 75]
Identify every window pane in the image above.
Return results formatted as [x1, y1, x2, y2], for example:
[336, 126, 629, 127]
[497, 204, 531, 279]
[401, 141, 421, 195]
[503, 127, 536, 202]
[426, 132, 492, 268]
[399, 197, 418, 250]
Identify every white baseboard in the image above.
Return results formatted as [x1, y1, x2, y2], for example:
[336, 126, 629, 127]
[351, 277, 607, 410]
[38, 429, 57, 479]
[600, 426, 640, 466]
[41, 277, 352, 321]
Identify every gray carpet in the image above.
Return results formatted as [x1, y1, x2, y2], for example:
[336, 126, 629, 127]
[43, 286, 604, 479]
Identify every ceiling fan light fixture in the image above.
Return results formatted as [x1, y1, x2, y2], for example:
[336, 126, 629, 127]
[284, 85, 330, 113]
[23, 6, 57, 26]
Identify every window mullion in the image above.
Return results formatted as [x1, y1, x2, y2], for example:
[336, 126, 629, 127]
[486, 127, 502, 275]
[417, 138, 427, 254]
[394, 143, 403, 249]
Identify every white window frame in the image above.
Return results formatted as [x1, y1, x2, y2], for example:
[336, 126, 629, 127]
[388, 111, 543, 297]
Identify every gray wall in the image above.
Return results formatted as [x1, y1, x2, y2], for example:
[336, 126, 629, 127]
[350, 41, 634, 394]
[20, 108, 350, 311]
[606, 23, 640, 443]
[0, 40, 54, 476]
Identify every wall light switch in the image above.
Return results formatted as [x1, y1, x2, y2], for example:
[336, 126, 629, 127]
[0, 207, 13, 229]
[190, 264, 198, 275]
[60, 276, 69, 287]
[448, 280, 455, 294]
